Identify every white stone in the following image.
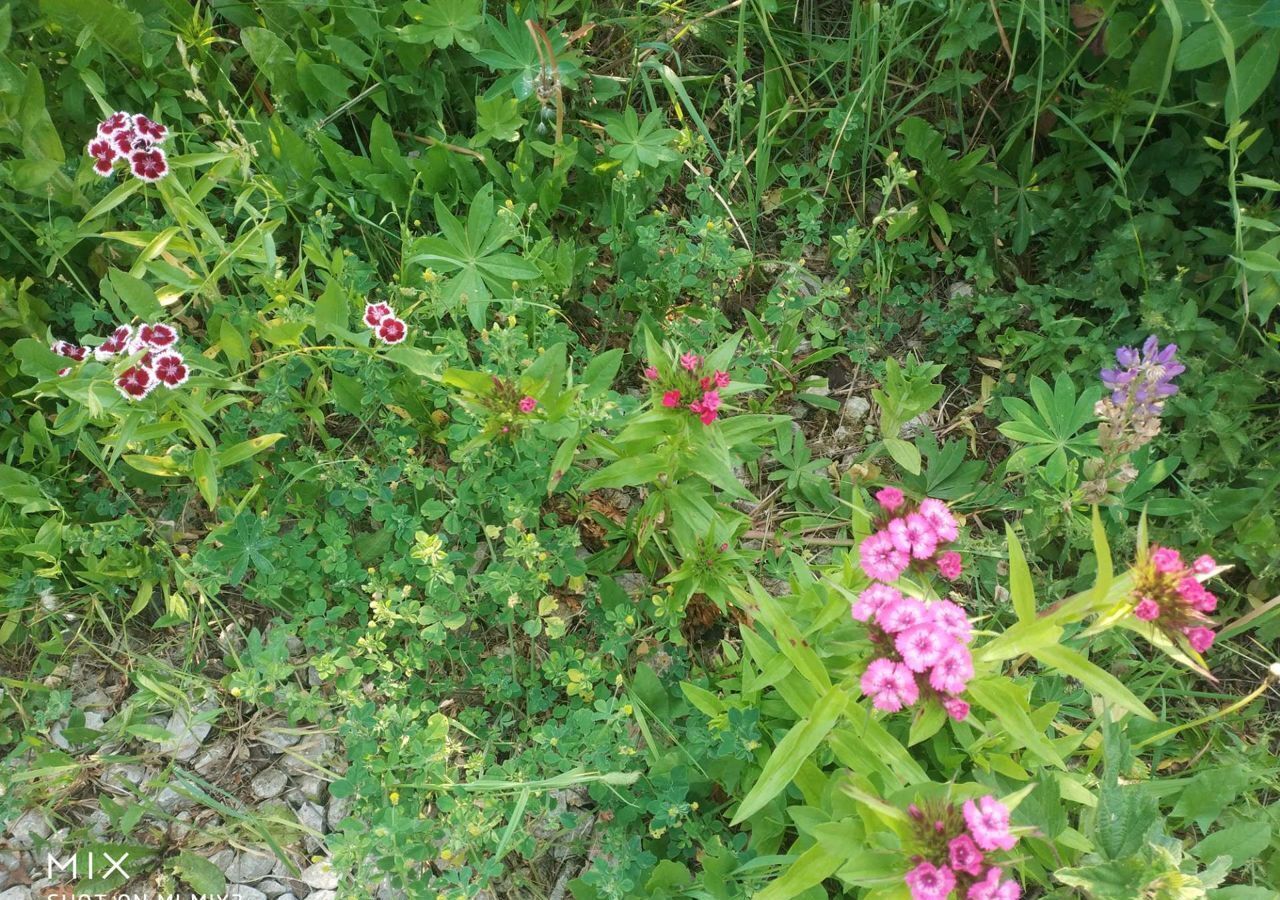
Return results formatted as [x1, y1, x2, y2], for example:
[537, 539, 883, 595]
[251, 768, 288, 800]
[842, 396, 870, 422]
[193, 738, 233, 775]
[159, 702, 215, 760]
[257, 879, 289, 898]
[227, 851, 277, 883]
[299, 860, 339, 890]
[326, 794, 352, 830]
[227, 886, 267, 900]
[0, 886, 32, 900]
[7, 810, 50, 848]
[297, 774, 327, 804]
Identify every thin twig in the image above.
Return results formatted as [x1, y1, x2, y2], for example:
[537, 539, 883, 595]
[394, 130, 486, 161]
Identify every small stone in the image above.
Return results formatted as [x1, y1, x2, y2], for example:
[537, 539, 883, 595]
[285, 635, 304, 657]
[326, 794, 352, 830]
[842, 396, 870, 423]
[102, 763, 149, 793]
[168, 811, 195, 843]
[308, 892, 336, 900]
[227, 851, 277, 883]
[299, 860, 339, 890]
[193, 738, 233, 775]
[259, 724, 301, 750]
[74, 689, 112, 710]
[948, 281, 975, 300]
[284, 734, 335, 773]
[257, 880, 289, 898]
[295, 802, 325, 852]
[251, 768, 288, 800]
[159, 701, 216, 761]
[276, 895, 298, 900]
[227, 886, 267, 900]
[8, 810, 51, 848]
[0, 886, 32, 900]
[901, 413, 930, 439]
[297, 775, 327, 804]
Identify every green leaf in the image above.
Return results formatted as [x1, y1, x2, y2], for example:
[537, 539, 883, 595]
[384, 345, 443, 379]
[1227, 31, 1280, 121]
[107, 270, 165, 320]
[1005, 524, 1036, 622]
[192, 448, 218, 509]
[883, 437, 921, 475]
[603, 108, 681, 174]
[123, 454, 186, 477]
[1033, 644, 1155, 720]
[968, 677, 1066, 768]
[173, 851, 227, 895]
[217, 434, 285, 468]
[126, 723, 174, 742]
[730, 685, 848, 825]
[579, 454, 666, 490]
[314, 280, 347, 339]
[754, 843, 843, 900]
[400, 0, 483, 50]
[1192, 822, 1272, 867]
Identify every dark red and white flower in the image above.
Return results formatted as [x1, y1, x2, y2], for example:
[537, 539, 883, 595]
[97, 111, 133, 139]
[363, 302, 394, 327]
[138, 322, 179, 349]
[150, 352, 189, 388]
[86, 138, 118, 176]
[129, 147, 169, 182]
[115, 365, 156, 400]
[375, 316, 407, 345]
[132, 114, 168, 144]
[52, 340, 88, 361]
[95, 325, 134, 361]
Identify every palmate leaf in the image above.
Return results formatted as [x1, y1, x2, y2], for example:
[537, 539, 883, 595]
[475, 10, 583, 100]
[399, 0, 483, 51]
[603, 108, 681, 174]
[407, 184, 540, 328]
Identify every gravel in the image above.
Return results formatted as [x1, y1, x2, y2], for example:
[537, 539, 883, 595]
[251, 767, 289, 800]
[299, 860, 339, 890]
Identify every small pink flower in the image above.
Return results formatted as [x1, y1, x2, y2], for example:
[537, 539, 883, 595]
[376, 316, 407, 345]
[948, 833, 985, 876]
[129, 147, 169, 182]
[1192, 554, 1216, 575]
[698, 408, 718, 425]
[963, 796, 1017, 852]
[859, 530, 910, 582]
[1184, 626, 1215, 653]
[903, 861, 955, 900]
[115, 365, 156, 400]
[861, 659, 919, 712]
[138, 322, 179, 348]
[929, 599, 972, 642]
[967, 866, 1021, 900]
[875, 596, 928, 634]
[937, 550, 963, 580]
[1133, 598, 1160, 621]
[929, 644, 974, 695]
[518, 396, 537, 413]
[151, 352, 189, 388]
[943, 696, 971, 722]
[851, 584, 902, 622]
[643, 366, 659, 380]
[889, 513, 938, 560]
[917, 498, 959, 543]
[714, 370, 730, 388]
[132, 114, 168, 144]
[896, 624, 946, 673]
[1150, 545, 1183, 574]
[662, 390, 682, 408]
[364, 302, 394, 327]
[679, 352, 701, 372]
[875, 486, 904, 511]
[699, 390, 721, 412]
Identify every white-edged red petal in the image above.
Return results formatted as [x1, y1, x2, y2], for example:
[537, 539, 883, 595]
[150, 352, 189, 388]
[97, 111, 133, 138]
[139, 322, 179, 348]
[115, 365, 156, 400]
[132, 114, 168, 144]
[376, 316, 407, 345]
[363, 302, 394, 327]
[129, 147, 168, 182]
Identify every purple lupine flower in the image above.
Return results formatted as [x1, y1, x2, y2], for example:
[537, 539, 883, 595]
[1101, 336, 1184, 415]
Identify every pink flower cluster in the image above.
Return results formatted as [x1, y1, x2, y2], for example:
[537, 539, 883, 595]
[86, 112, 170, 182]
[646, 352, 729, 425]
[863, 491, 964, 583]
[52, 322, 189, 400]
[854, 586, 974, 719]
[1132, 546, 1219, 655]
[363, 302, 408, 345]
[902, 796, 1021, 900]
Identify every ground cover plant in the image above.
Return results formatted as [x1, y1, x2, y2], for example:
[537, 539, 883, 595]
[1, 0, 1279, 898]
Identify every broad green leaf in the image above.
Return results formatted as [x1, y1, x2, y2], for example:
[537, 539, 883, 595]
[173, 851, 227, 895]
[731, 685, 848, 825]
[217, 434, 285, 467]
[1033, 644, 1155, 720]
[107, 270, 165, 320]
[968, 677, 1066, 768]
[314, 280, 347, 338]
[755, 843, 843, 900]
[123, 454, 186, 477]
[882, 437, 921, 475]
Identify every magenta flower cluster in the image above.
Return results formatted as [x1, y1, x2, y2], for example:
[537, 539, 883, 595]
[86, 112, 170, 182]
[854, 587, 974, 719]
[363, 302, 408, 345]
[862, 489, 964, 583]
[646, 352, 729, 425]
[1132, 546, 1219, 655]
[53, 322, 189, 401]
[902, 796, 1021, 900]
